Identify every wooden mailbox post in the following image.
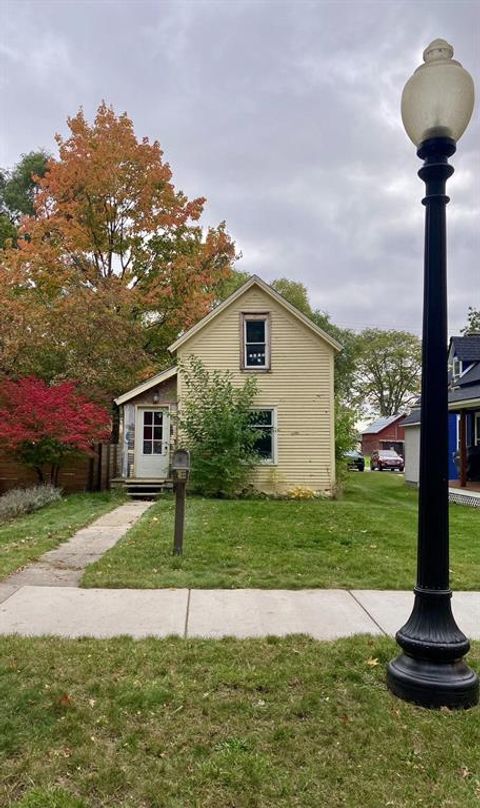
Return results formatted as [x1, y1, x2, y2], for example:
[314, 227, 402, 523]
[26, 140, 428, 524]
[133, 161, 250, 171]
[171, 449, 190, 556]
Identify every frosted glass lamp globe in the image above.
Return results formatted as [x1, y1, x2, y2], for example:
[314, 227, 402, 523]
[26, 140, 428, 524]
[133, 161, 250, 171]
[401, 39, 475, 147]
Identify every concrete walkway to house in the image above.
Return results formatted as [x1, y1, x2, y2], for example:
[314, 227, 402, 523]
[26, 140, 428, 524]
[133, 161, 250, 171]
[0, 500, 152, 592]
[0, 585, 479, 641]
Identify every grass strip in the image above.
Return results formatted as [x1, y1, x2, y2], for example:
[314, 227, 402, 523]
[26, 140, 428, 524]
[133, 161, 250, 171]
[1, 635, 479, 808]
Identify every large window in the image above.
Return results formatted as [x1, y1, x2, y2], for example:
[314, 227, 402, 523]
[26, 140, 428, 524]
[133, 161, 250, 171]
[475, 412, 480, 446]
[250, 409, 276, 463]
[242, 314, 270, 369]
[142, 410, 164, 455]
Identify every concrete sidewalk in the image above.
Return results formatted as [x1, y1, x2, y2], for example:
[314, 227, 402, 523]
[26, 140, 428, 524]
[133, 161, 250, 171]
[0, 586, 479, 641]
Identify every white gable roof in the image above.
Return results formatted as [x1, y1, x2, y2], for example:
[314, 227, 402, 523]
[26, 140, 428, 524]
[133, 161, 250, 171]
[114, 366, 177, 406]
[168, 275, 342, 353]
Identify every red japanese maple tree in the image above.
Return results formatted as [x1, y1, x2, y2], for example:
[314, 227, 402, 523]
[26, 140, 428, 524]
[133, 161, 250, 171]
[0, 377, 111, 484]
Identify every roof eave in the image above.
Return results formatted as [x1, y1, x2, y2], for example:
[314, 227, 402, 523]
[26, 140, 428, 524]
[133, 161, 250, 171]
[449, 398, 480, 411]
[168, 275, 342, 354]
[114, 366, 178, 406]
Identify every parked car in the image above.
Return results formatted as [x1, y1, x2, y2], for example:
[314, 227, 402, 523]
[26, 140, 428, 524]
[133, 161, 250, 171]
[371, 449, 404, 472]
[344, 450, 365, 471]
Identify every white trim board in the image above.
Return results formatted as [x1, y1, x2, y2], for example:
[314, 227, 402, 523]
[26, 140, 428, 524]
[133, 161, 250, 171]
[114, 367, 178, 406]
[168, 275, 342, 354]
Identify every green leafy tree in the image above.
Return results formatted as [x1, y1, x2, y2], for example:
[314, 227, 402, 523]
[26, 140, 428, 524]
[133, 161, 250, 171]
[1, 151, 49, 219]
[333, 399, 358, 489]
[0, 151, 49, 247]
[215, 269, 250, 302]
[311, 310, 359, 403]
[462, 307, 480, 334]
[177, 356, 260, 497]
[271, 278, 313, 317]
[353, 328, 421, 416]
[334, 401, 357, 463]
[0, 214, 16, 249]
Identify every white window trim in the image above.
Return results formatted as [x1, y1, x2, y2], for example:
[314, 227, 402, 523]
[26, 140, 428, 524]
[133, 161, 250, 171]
[452, 357, 462, 382]
[250, 407, 277, 465]
[475, 412, 480, 447]
[242, 313, 270, 371]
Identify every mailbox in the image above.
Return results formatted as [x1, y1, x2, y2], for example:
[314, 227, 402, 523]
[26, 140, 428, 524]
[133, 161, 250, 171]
[171, 449, 191, 483]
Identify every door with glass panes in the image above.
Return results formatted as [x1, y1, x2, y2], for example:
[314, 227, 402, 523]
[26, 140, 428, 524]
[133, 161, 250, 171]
[135, 408, 170, 478]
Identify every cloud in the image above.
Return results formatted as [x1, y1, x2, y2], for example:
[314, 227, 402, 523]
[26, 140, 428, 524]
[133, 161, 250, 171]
[1, 0, 478, 336]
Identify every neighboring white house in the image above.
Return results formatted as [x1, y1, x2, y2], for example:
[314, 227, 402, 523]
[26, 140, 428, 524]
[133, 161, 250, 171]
[403, 409, 421, 485]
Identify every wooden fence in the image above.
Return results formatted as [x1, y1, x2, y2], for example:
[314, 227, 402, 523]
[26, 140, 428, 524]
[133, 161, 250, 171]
[0, 443, 117, 495]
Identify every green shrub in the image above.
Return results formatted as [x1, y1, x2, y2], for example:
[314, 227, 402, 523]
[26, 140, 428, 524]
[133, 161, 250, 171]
[177, 356, 260, 497]
[333, 399, 358, 497]
[0, 484, 62, 523]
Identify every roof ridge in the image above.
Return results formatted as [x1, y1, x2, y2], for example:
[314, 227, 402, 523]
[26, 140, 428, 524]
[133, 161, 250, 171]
[168, 274, 342, 353]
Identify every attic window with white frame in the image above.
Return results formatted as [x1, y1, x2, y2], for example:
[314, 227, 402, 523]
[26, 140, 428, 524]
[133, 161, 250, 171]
[452, 356, 462, 381]
[242, 313, 270, 370]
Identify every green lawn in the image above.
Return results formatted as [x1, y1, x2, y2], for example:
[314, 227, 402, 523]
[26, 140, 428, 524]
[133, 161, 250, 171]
[82, 474, 479, 591]
[1, 635, 479, 808]
[0, 491, 124, 581]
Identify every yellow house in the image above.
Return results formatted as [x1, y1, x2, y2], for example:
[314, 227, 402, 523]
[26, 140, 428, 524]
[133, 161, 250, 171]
[113, 276, 340, 496]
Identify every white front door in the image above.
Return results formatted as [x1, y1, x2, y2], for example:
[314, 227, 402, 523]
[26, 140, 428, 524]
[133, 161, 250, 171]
[135, 408, 170, 478]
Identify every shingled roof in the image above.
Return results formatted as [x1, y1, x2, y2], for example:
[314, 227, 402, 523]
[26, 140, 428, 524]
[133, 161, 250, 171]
[449, 383, 480, 405]
[362, 414, 405, 435]
[457, 362, 480, 388]
[450, 335, 480, 362]
[402, 409, 421, 427]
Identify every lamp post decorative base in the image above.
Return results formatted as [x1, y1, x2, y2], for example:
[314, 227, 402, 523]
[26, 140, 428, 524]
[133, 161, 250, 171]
[387, 587, 478, 708]
[387, 654, 479, 710]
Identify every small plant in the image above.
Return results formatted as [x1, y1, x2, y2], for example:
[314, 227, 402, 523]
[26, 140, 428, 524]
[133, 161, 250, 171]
[0, 484, 62, 523]
[285, 486, 318, 500]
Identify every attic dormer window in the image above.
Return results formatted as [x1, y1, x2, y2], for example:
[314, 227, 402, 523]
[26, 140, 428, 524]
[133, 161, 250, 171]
[241, 313, 270, 370]
[452, 356, 462, 381]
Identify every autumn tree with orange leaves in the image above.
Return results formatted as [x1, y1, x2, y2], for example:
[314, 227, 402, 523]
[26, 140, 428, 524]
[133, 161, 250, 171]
[0, 103, 236, 402]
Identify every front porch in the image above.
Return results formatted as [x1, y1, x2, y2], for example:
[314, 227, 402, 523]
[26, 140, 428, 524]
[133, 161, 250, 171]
[448, 480, 480, 508]
[113, 366, 179, 498]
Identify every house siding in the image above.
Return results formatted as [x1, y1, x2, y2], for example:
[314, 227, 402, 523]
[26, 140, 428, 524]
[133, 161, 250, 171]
[404, 425, 420, 485]
[176, 285, 335, 494]
[448, 413, 459, 480]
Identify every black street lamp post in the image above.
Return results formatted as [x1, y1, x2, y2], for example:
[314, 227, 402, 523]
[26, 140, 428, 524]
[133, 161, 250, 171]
[387, 40, 479, 709]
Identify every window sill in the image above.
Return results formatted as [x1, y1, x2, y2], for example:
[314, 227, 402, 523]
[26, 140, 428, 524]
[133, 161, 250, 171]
[240, 367, 271, 373]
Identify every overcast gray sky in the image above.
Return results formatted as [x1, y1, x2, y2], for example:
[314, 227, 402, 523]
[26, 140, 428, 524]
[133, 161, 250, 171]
[1, 0, 478, 335]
